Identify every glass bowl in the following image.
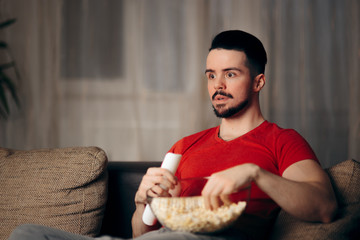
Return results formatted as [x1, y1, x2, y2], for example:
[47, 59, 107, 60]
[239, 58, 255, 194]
[146, 178, 251, 233]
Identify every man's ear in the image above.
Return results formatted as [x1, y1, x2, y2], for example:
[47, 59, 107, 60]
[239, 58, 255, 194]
[253, 74, 265, 92]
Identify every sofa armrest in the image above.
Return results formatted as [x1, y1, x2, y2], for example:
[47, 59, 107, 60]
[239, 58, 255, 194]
[270, 159, 360, 240]
[0, 146, 108, 239]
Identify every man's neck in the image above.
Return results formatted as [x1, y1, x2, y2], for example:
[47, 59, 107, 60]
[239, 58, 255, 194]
[218, 109, 265, 141]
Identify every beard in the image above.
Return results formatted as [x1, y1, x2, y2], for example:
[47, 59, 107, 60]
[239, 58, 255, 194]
[212, 99, 249, 118]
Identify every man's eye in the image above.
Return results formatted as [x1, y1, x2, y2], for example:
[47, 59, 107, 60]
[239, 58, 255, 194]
[226, 72, 235, 78]
[208, 74, 216, 79]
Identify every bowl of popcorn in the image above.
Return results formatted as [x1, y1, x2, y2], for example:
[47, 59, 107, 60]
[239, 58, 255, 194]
[147, 179, 250, 233]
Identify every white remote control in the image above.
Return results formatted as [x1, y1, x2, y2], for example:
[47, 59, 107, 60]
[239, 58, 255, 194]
[142, 152, 182, 226]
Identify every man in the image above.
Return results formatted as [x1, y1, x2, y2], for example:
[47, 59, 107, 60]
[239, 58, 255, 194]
[131, 30, 337, 239]
[9, 30, 337, 240]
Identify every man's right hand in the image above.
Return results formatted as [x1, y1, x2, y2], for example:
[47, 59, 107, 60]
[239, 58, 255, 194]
[134, 167, 178, 206]
[132, 167, 178, 238]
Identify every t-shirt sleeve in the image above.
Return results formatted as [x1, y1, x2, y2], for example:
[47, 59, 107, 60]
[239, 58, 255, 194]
[167, 138, 185, 155]
[275, 129, 319, 175]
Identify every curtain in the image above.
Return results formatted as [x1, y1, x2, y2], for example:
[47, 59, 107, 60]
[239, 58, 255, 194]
[0, 0, 62, 148]
[1, 0, 359, 168]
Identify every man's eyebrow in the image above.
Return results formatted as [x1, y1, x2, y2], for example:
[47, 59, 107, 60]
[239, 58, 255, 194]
[205, 67, 242, 74]
[223, 67, 242, 72]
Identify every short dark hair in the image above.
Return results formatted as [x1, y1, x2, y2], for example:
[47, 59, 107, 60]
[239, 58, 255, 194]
[209, 30, 267, 78]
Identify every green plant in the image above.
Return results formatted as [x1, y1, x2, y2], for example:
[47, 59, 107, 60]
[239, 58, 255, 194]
[0, 18, 20, 119]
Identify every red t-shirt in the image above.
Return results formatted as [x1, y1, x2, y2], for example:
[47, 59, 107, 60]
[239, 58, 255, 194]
[169, 120, 318, 219]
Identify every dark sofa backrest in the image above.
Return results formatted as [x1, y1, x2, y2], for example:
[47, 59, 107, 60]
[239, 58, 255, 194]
[100, 161, 161, 238]
[100, 159, 360, 239]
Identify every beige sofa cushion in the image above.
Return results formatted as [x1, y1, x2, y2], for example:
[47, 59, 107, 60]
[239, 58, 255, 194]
[0, 146, 108, 239]
[270, 159, 360, 239]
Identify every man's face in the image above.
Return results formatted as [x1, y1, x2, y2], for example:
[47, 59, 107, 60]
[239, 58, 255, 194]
[205, 49, 253, 118]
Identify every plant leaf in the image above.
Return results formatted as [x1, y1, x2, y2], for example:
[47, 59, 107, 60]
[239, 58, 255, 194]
[0, 62, 15, 70]
[0, 88, 8, 119]
[0, 104, 9, 119]
[0, 19, 16, 29]
[9, 60, 21, 81]
[0, 72, 20, 107]
[0, 79, 10, 114]
[0, 41, 8, 48]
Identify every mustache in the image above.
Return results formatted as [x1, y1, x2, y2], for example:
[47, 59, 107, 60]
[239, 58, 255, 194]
[212, 91, 234, 100]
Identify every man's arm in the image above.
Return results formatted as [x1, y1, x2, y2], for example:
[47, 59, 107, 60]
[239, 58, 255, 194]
[131, 167, 178, 238]
[131, 202, 161, 238]
[201, 159, 337, 223]
[255, 159, 337, 222]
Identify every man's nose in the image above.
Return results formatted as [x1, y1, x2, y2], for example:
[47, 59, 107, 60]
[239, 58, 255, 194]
[214, 75, 226, 90]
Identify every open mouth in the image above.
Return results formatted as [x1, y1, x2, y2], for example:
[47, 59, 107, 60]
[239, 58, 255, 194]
[212, 91, 233, 101]
[215, 96, 227, 101]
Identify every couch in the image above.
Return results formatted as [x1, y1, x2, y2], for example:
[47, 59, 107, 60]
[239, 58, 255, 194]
[1, 146, 359, 240]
